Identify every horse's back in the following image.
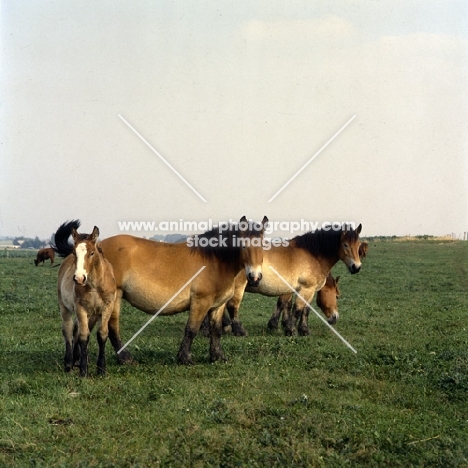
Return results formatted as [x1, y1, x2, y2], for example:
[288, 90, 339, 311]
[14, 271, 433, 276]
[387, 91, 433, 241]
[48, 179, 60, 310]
[99, 235, 207, 314]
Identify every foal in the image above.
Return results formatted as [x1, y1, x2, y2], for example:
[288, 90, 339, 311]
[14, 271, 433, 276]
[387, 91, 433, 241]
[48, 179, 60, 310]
[56, 223, 116, 376]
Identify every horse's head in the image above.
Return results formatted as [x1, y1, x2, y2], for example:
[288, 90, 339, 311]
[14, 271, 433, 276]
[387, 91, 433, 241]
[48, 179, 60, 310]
[238, 215, 268, 287]
[71, 226, 100, 286]
[339, 223, 362, 274]
[317, 275, 340, 324]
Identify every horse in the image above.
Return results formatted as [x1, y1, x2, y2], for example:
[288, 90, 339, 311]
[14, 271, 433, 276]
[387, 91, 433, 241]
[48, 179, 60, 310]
[34, 247, 55, 266]
[54, 217, 268, 365]
[224, 224, 362, 337]
[54, 222, 116, 376]
[359, 241, 368, 259]
[266, 273, 340, 334]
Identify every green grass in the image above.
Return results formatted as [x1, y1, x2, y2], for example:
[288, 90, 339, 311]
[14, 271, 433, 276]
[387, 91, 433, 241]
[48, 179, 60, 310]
[0, 241, 467, 467]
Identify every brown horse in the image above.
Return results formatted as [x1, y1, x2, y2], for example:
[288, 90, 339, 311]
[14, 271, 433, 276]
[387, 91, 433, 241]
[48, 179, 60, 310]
[34, 247, 55, 266]
[273, 238, 369, 335]
[224, 224, 362, 337]
[267, 273, 341, 333]
[57, 217, 268, 365]
[54, 222, 116, 376]
[359, 242, 368, 259]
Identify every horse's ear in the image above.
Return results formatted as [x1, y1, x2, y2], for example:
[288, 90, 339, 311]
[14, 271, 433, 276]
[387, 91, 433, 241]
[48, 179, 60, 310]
[91, 226, 100, 242]
[262, 216, 269, 226]
[356, 224, 362, 234]
[240, 215, 247, 223]
[71, 228, 79, 240]
[335, 276, 340, 285]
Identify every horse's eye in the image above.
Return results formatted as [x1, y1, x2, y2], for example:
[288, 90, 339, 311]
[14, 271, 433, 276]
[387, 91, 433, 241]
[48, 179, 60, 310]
[343, 243, 349, 248]
[90, 251, 95, 256]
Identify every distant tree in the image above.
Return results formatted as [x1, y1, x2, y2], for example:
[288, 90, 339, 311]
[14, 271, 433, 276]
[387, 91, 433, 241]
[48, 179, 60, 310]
[165, 234, 188, 243]
[19, 236, 46, 249]
[13, 237, 24, 246]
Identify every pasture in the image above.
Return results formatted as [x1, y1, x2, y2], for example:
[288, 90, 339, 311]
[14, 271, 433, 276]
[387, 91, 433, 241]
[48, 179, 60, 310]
[0, 240, 467, 467]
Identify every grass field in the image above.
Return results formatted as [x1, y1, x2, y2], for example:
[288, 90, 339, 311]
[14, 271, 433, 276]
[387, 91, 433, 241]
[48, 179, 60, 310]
[0, 240, 467, 467]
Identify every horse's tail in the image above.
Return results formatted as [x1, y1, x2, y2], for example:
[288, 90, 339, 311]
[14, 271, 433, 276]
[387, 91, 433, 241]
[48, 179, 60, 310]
[51, 220, 81, 257]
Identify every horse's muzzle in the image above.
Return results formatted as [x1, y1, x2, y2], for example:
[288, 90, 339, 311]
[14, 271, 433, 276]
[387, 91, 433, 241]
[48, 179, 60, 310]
[327, 312, 339, 325]
[247, 272, 262, 287]
[349, 264, 361, 274]
[73, 274, 87, 286]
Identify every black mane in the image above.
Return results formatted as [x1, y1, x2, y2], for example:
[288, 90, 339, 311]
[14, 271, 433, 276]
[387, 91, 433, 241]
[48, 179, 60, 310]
[291, 228, 359, 258]
[190, 224, 261, 263]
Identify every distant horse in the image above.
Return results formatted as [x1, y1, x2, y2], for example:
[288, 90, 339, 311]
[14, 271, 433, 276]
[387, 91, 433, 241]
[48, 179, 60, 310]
[54, 222, 116, 376]
[56, 217, 268, 365]
[224, 224, 362, 337]
[34, 247, 55, 266]
[267, 273, 341, 334]
[359, 242, 368, 259]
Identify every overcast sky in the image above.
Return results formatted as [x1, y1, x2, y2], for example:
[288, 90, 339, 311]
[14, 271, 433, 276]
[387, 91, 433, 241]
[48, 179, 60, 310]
[1, 1, 467, 240]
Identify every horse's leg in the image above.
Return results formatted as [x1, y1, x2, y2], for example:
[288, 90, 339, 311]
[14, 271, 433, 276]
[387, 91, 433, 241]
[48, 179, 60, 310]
[107, 293, 132, 364]
[60, 304, 74, 372]
[222, 307, 232, 334]
[96, 302, 113, 375]
[226, 281, 248, 337]
[268, 294, 293, 330]
[281, 295, 297, 336]
[72, 319, 80, 366]
[177, 297, 213, 365]
[208, 305, 227, 362]
[75, 306, 90, 377]
[199, 314, 211, 337]
[226, 297, 247, 337]
[296, 293, 313, 336]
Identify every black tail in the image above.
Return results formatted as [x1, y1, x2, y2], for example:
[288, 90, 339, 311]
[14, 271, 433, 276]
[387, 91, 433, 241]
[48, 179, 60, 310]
[51, 220, 81, 257]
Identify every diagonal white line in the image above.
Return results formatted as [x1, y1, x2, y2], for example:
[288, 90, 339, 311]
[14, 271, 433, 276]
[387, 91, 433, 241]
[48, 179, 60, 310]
[268, 115, 356, 203]
[117, 266, 206, 354]
[268, 266, 357, 353]
[118, 114, 207, 202]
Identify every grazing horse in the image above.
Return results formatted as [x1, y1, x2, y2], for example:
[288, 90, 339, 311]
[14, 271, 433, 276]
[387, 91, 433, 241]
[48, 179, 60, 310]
[54, 222, 116, 376]
[267, 273, 340, 334]
[34, 247, 55, 266]
[224, 224, 362, 337]
[57, 217, 268, 365]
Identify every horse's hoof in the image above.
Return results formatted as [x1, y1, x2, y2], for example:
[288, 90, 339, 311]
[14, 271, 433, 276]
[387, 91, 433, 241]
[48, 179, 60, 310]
[64, 365, 73, 373]
[298, 327, 311, 336]
[117, 350, 133, 365]
[283, 327, 297, 337]
[209, 352, 227, 363]
[267, 319, 279, 330]
[231, 323, 248, 337]
[177, 354, 194, 366]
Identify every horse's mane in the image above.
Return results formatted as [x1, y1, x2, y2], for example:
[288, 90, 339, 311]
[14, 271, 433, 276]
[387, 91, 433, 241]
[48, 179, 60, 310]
[51, 220, 80, 257]
[291, 228, 359, 258]
[190, 224, 260, 263]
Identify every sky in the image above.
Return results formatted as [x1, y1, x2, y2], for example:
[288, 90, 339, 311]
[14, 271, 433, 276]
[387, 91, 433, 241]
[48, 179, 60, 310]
[1, 1, 467, 240]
